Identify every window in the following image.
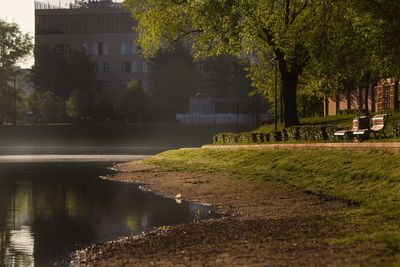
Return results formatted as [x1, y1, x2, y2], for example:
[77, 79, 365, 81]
[131, 62, 138, 73]
[94, 63, 99, 74]
[98, 42, 104, 55]
[131, 42, 137, 54]
[120, 42, 137, 55]
[82, 43, 88, 53]
[92, 42, 108, 56]
[120, 42, 127, 55]
[121, 62, 131, 73]
[103, 43, 109, 55]
[142, 62, 148, 73]
[93, 43, 98, 55]
[103, 81, 109, 91]
[103, 63, 109, 73]
[120, 81, 127, 92]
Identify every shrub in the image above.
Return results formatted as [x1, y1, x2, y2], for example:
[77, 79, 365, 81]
[255, 133, 270, 143]
[238, 132, 256, 143]
[224, 133, 238, 144]
[325, 125, 339, 141]
[391, 122, 400, 138]
[285, 126, 301, 141]
[281, 129, 289, 141]
[298, 125, 328, 141]
[270, 130, 282, 142]
[213, 132, 238, 144]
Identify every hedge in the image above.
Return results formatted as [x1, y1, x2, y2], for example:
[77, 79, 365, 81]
[213, 124, 342, 144]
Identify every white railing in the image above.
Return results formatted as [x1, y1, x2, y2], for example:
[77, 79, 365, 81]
[176, 113, 269, 124]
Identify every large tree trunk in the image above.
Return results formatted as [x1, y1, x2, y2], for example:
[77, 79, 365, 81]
[280, 70, 300, 127]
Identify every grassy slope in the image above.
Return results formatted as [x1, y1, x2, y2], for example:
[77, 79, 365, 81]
[146, 148, 400, 252]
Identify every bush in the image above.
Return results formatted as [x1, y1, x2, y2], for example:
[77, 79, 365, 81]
[391, 122, 400, 138]
[298, 125, 328, 141]
[213, 132, 238, 144]
[224, 133, 238, 144]
[238, 132, 256, 143]
[254, 133, 270, 143]
[270, 130, 282, 142]
[285, 126, 301, 141]
[325, 125, 339, 141]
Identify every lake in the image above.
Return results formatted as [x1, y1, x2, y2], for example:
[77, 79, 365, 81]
[0, 162, 217, 267]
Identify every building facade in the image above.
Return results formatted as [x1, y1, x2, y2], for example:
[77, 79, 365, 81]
[34, 0, 148, 102]
[325, 78, 400, 116]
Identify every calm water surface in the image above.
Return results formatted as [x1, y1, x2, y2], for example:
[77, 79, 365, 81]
[0, 162, 217, 267]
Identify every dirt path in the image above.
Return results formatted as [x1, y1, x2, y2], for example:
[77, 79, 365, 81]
[73, 161, 387, 266]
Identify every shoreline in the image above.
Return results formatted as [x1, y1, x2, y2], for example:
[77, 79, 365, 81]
[72, 160, 389, 266]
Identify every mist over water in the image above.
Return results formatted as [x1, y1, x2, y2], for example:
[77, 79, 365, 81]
[0, 123, 251, 155]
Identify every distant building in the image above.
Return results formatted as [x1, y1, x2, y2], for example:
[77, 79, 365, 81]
[325, 78, 400, 115]
[34, 0, 148, 103]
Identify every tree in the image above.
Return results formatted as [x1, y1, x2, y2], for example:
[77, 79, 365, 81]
[125, 0, 386, 126]
[66, 90, 91, 120]
[26, 90, 42, 123]
[120, 80, 148, 122]
[31, 44, 95, 99]
[92, 92, 114, 121]
[147, 44, 204, 120]
[0, 19, 32, 72]
[40, 91, 64, 122]
[0, 19, 32, 123]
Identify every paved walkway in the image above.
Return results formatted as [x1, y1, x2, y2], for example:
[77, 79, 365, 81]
[0, 155, 150, 163]
[203, 142, 400, 151]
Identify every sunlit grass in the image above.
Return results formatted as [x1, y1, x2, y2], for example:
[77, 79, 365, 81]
[146, 148, 400, 251]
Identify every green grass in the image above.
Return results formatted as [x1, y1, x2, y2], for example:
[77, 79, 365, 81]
[146, 148, 400, 251]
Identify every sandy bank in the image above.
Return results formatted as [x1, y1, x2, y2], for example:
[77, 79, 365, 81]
[73, 161, 388, 266]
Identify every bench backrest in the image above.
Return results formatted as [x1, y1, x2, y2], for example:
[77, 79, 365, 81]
[371, 114, 389, 131]
[352, 117, 369, 130]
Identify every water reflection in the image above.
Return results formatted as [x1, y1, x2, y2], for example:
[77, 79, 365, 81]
[0, 163, 216, 267]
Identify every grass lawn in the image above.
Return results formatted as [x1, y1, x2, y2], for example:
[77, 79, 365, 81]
[146, 148, 400, 252]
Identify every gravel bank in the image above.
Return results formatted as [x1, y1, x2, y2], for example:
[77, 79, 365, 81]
[73, 161, 389, 266]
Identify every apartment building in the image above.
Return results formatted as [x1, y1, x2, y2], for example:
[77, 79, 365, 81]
[34, 0, 148, 102]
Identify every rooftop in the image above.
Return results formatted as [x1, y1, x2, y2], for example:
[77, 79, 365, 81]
[34, 0, 122, 10]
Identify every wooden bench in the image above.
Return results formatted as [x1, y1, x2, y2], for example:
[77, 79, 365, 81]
[370, 114, 390, 138]
[334, 116, 369, 142]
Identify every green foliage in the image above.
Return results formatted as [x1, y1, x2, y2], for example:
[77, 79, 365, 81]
[66, 90, 90, 120]
[92, 92, 114, 121]
[31, 45, 95, 99]
[0, 19, 33, 70]
[125, 0, 400, 126]
[0, 20, 32, 123]
[297, 125, 328, 141]
[40, 91, 64, 122]
[238, 132, 256, 144]
[27, 90, 42, 123]
[120, 80, 148, 122]
[270, 131, 283, 142]
[147, 44, 204, 121]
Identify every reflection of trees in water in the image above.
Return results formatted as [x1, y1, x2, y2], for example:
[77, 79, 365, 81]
[0, 163, 215, 266]
[0, 175, 34, 267]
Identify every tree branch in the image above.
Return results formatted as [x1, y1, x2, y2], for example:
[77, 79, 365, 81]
[171, 0, 187, 5]
[172, 30, 202, 43]
[285, 0, 290, 26]
[290, 1, 309, 24]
